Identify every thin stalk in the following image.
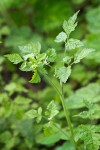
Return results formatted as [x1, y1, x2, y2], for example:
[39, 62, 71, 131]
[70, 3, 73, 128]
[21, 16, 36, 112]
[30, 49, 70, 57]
[53, 123, 70, 140]
[40, 71, 77, 149]
[60, 82, 77, 149]
[42, 116, 69, 139]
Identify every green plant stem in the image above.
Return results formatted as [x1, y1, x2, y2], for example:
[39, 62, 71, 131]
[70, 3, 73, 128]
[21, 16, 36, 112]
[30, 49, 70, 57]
[42, 116, 69, 139]
[53, 123, 70, 140]
[60, 82, 77, 149]
[40, 72, 77, 149]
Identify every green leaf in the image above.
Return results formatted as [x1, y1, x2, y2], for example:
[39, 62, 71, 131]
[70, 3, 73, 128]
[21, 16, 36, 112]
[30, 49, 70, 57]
[63, 56, 71, 64]
[45, 100, 59, 120]
[46, 48, 56, 62]
[83, 99, 93, 109]
[37, 53, 47, 61]
[55, 32, 67, 43]
[74, 106, 100, 120]
[14, 96, 32, 105]
[0, 0, 14, 11]
[74, 111, 89, 119]
[86, 7, 100, 33]
[75, 125, 100, 150]
[25, 107, 42, 123]
[84, 33, 100, 63]
[63, 11, 79, 36]
[37, 53, 48, 66]
[20, 61, 32, 72]
[29, 72, 41, 83]
[23, 53, 35, 60]
[44, 123, 55, 136]
[65, 38, 83, 50]
[43, 121, 58, 136]
[25, 109, 37, 119]
[38, 66, 48, 75]
[38, 132, 63, 145]
[5, 54, 23, 64]
[74, 48, 95, 63]
[68, 11, 79, 25]
[74, 100, 100, 120]
[55, 141, 75, 150]
[66, 83, 100, 109]
[38, 107, 42, 115]
[36, 107, 42, 123]
[18, 42, 41, 56]
[55, 66, 71, 83]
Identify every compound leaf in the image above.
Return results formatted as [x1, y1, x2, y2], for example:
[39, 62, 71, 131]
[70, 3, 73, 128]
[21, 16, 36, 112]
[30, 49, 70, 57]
[5, 54, 23, 64]
[75, 125, 100, 150]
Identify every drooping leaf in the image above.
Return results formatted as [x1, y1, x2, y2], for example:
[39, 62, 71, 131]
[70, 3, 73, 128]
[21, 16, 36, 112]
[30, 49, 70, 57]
[74, 48, 95, 63]
[55, 32, 67, 43]
[29, 72, 41, 83]
[65, 38, 83, 50]
[5, 54, 23, 64]
[55, 66, 71, 83]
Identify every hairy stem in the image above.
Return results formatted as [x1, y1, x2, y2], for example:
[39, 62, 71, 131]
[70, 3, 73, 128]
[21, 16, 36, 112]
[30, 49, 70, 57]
[40, 72, 77, 149]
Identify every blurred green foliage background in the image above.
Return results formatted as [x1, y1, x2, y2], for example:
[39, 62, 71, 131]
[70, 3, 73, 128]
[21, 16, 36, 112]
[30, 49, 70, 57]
[0, 0, 100, 150]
